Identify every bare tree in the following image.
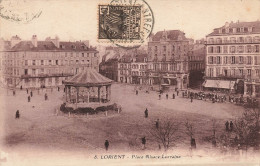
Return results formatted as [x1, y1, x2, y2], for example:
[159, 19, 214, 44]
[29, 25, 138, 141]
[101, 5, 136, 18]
[185, 120, 196, 149]
[149, 119, 181, 151]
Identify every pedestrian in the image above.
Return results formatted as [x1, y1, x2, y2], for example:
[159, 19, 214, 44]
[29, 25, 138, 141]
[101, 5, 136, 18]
[58, 87, 60, 91]
[141, 137, 146, 149]
[28, 96, 31, 102]
[172, 93, 175, 99]
[144, 108, 148, 118]
[225, 121, 229, 131]
[230, 121, 233, 132]
[20, 85, 23, 90]
[166, 93, 168, 99]
[26, 88, 28, 94]
[177, 90, 179, 96]
[15, 110, 20, 119]
[155, 119, 159, 129]
[191, 138, 196, 149]
[104, 140, 109, 151]
[13, 90, 15, 96]
[159, 94, 161, 100]
[136, 90, 138, 95]
[45, 93, 48, 100]
[191, 96, 193, 103]
[30, 91, 33, 97]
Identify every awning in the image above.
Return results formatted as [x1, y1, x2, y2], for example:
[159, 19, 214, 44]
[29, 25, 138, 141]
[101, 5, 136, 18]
[203, 80, 235, 89]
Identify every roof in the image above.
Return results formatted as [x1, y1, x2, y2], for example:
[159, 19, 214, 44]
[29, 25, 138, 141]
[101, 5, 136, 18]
[151, 30, 187, 41]
[4, 41, 98, 52]
[135, 54, 148, 62]
[63, 69, 113, 86]
[207, 21, 260, 36]
[119, 54, 132, 63]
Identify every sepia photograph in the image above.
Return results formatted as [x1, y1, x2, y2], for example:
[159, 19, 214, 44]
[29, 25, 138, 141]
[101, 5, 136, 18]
[0, 0, 260, 165]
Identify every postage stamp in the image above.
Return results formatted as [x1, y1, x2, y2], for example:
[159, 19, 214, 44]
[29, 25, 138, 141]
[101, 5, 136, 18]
[98, 0, 154, 48]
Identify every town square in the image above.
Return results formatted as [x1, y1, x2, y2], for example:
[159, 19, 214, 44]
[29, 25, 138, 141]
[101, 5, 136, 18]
[0, 0, 260, 165]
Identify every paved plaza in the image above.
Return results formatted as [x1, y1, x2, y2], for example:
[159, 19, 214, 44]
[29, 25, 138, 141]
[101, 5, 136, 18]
[0, 83, 247, 159]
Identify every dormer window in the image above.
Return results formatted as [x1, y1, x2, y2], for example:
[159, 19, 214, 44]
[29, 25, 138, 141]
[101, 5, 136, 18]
[244, 27, 248, 32]
[81, 45, 85, 49]
[236, 28, 240, 32]
[71, 45, 76, 49]
[229, 28, 233, 33]
[222, 29, 225, 33]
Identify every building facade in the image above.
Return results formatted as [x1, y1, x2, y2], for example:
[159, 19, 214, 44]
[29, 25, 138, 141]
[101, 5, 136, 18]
[205, 21, 260, 97]
[147, 30, 190, 90]
[0, 35, 99, 89]
[188, 39, 206, 88]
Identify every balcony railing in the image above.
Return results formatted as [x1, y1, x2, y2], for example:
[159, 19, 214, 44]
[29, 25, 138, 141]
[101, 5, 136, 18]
[21, 73, 74, 78]
[206, 40, 260, 45]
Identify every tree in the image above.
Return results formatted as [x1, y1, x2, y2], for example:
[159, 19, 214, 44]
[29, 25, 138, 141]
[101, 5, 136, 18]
[149, 119, 181, 151]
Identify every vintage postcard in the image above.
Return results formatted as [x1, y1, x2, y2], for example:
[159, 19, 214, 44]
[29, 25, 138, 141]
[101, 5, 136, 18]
[0, 0, 260, 165]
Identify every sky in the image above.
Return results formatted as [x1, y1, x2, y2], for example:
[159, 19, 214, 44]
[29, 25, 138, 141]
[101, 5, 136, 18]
[1, 0, 260, 46]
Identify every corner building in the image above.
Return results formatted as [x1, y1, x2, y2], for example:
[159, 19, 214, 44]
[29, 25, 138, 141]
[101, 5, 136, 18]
[205, 21, 260, 97]
[0, 35, 99, 89]
[147, 30, 189, 90]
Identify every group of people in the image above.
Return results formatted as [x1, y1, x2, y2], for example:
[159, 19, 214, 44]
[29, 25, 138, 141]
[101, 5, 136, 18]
[225, 121, 234, 132]
[181, 90, 259, 108]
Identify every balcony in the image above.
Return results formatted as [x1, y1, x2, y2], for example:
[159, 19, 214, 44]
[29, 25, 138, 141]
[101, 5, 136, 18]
[206, 40, 260, 45]
[21, 73, 74, 78]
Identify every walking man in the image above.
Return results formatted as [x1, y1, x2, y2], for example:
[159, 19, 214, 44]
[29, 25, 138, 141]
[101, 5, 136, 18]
[155, 119, 159, 129]
[172, 93, 175, 99]
[144, 108, 148, 118]
[191, 96, 193, 103]
[225, 121, 229, 131]
[230, 121, 233, 132]
[26, 88, 28, 94]
[13, 90, 15, 96]
[166, 93, 168, 99]
[136, 90, 138, 95]
[159, 94, 161, 100]
[15, 110, 20, 119]
[30, 91, 33, 97]
[177, 90, 179, 96]
[141, 137, 146, 150]
[105, 140, 109, 151]
[28, 96, 31, 102]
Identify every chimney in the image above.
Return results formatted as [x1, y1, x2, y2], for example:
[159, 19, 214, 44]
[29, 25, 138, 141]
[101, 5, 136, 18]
[11, 35, 21, 48]
[54, 36, 60, 48]
[31, 35, 37, 47]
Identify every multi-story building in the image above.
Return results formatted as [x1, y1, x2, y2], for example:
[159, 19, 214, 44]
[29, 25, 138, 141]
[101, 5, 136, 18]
[188, 39, 206, 88]
[204, 21, 260, 97]
[130, 54, 148, 84]
[0, 35, 99, 89]
[147, 30, 190, 90]
[118, 54, 132, 83]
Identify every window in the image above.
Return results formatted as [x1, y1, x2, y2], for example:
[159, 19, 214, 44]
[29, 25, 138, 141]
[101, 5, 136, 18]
[163, 46, 166, 51]
[239, 56, 243, 63]
[238, 37, 244, 43]
[208, 56, 213, 64]
[56, 60, 58, 65]
[239, 69, 244, 76]
[223, 46, 228, 53]
[237, 28, 240, 32]
[222, 29, 225, 33]
[208, 47, 214, 53]
[247, 69, 251, 76]
[40, 68, 44, 74]
[256, 69, 259, 76]
[244, 27, 248, 32]
[224, 56, 228, 64]
[25, 60, 28, 66]
[254, 45, 259, 52]
[246, 45, 252, 53]
[32, 69, 36, 75]
[231, 56, 235, 64]
[230, 46, 236, 53]
[49, 60, 52, 65]
[238, 46, 244, 53]
[229, 28, 233, 33]
[230, 37, 236, 43]
[216, 56, 221, 64]
[82, 53, 84, 57]
[32, 60, 36, 65]
[216, 46, 221, 53]
[24, 69, 28, 75]
[41, 60, 44, 65]
[247, 56, 252, 64]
